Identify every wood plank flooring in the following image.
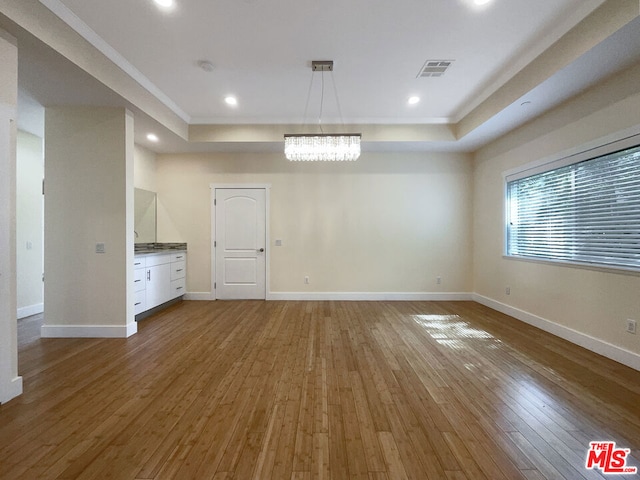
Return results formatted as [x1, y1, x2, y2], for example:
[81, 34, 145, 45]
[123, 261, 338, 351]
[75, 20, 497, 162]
[1, 300, 640, 479]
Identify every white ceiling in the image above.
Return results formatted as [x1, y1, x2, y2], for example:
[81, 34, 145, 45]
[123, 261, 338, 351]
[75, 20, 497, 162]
[7, 0, 640, 153]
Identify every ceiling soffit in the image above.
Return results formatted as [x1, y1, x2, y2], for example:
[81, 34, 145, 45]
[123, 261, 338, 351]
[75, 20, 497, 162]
[2, 0, 639, 151]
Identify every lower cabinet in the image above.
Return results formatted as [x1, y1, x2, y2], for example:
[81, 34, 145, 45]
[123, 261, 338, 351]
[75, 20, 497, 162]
[134, 251, 187, 317]
[133, 263, 147, 315]
[146, 263, 171, 310]
[169, 252, 186, 298]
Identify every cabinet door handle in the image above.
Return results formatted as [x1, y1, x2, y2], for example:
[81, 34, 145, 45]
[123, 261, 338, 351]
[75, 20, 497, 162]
[176, 269, 183, 272]
[176, 286, 183, 290]
[135, 302, 142, 306]
[147, 270, 151, 281]
[134, 279, 141, 283]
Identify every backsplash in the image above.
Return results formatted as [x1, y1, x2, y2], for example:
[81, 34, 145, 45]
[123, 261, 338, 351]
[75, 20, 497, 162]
[135, 242, 187, 252]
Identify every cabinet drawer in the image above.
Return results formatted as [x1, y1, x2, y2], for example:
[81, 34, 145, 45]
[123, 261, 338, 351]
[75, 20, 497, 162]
[171, 252, 186, 262]
[133, 257, 146, 269]
[146, 254, 172, 267]
[170, 278, 186, 299]
[170, 261, 186, 280]
[134, 290, 146, 315]
[134, 268, 146, 292]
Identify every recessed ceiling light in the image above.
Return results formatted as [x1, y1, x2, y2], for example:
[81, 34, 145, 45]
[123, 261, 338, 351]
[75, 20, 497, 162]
[147, 133, 159, 142]
[154, 0, 174, 7]
[225, 96, 238, 106]
[408, 96, 420, 105]
[474, 0, 492, 5]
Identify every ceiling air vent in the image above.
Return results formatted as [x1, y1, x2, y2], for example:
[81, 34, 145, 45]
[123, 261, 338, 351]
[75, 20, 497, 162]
[417, 60, 454, 78]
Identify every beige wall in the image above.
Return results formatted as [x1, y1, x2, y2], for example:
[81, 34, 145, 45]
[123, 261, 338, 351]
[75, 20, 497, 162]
[156, 152, 473, 296]
[43, 107, 135, 337]
[16, 130, 44, 316]
[473, 62, 640, 360]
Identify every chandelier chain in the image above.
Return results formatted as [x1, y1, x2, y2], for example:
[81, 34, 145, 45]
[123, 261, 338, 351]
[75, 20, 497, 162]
[330, 71, 346, 129]
[302, 69, 314, 129]
[318, 70, 325, 134]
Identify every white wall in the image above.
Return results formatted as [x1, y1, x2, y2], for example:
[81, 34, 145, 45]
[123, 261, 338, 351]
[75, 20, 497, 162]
[156, 152, 473, 297]
[43, 107, 136, 338]
[16, 130, 44, 318]
[473, 62, 640, 368]
[0, 29, 22, 404]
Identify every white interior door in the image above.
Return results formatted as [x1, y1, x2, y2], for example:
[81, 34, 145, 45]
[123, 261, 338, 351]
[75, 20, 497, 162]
[215, 188, 266, 299]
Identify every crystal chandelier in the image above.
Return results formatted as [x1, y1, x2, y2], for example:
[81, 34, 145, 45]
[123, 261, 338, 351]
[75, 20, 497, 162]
[284, 134, 361, 162]
[284, 61, 361, 162]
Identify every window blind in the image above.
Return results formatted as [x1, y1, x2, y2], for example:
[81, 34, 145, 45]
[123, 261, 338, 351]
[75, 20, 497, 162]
[506, 144, 640, 270]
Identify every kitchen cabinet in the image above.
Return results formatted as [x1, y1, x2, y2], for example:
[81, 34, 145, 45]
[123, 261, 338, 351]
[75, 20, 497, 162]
[134, 251, 186, 317]
[133, 260, 147, 315]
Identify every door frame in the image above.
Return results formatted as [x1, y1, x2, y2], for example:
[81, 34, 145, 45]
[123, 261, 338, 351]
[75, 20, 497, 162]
[209, 183, 271, 300]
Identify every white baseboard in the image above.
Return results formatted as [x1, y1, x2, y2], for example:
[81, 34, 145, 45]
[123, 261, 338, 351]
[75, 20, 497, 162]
[268, 292, 473, 301]
[185, 291, 473, 301]
[0, 376, 23, 404]
[184, 292, 213, 301]
[17, 303, 43, 319]
[41, 321, 138, 338]
[472, 294, 640, 372]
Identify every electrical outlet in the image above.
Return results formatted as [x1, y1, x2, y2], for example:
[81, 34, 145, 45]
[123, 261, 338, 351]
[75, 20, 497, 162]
[505, 286, 511, 295]
[95, 242, 106, 254]
[304, 276, 310, 284]
[436, 276, 442, 285]
[627, 319, 637, 334]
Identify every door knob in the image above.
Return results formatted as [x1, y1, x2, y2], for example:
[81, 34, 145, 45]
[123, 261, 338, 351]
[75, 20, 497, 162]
[257, 248, 265, 253]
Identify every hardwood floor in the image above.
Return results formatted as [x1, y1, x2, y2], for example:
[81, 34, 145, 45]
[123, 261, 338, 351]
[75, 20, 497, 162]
[1, 300, 639, 479]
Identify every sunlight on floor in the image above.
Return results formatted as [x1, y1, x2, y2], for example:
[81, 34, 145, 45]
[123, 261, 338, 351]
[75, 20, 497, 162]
[411, 314, 501, 350]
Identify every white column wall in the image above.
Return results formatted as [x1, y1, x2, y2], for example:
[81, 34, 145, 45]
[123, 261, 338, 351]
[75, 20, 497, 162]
[0, 29, 23, 404]
[42, 107, 136, 338]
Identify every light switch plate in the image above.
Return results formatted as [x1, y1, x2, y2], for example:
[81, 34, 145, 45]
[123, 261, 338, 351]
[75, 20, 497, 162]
[96, 242, 106, 254]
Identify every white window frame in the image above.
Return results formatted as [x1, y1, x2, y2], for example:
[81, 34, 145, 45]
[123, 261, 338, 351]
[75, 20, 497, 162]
[503, 131, 640, 274]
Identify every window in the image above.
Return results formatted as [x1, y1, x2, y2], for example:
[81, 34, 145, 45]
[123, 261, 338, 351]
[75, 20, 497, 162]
[506, 140, 640, 271]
